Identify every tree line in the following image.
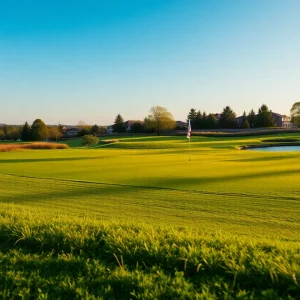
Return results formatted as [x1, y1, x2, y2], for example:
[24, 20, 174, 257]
[0, 119, 64, 141]
[1, 102, 298, 140]
[112, 104, 283, 134]
[187, 104, 278, 130]
[0, 120, 109, 141]
[112, 106, 177, 135]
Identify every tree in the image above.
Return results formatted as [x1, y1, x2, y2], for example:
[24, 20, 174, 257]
[81, 135, 99, 147]
[21, 121, 31, 141]
[91, 124, 101, 136]
[78, 120, 91, 136]
[247, 109, 256, 128]
[240, 111, 250, 129]
[144, 106, 176, 135]
[187, 108, 197, 128]
[218, 106, 237, 129]
[0, 129, 5, 140]
[58, 124, 64, 135]
[290, 102, 300, 125]
[206, 114, 217, 129]
[201, 112, 208, 129]
[194, 111, 203, 129]
[4, 126, 21, 140]
[48, 126, 63, 141]
[255, 104, 274, 128]
[113, 114, 126, 133]
[131, 122, 144, 133]
[31, 119, 49, 141]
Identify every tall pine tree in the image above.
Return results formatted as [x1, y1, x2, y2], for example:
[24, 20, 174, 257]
[240, 111, 250, 129]
[255, 105, 274, 128]
[21, 121, 31, 141]
[247, 109, 256, 128]
[187, 108, 197, 128]
[113, 114, 126, 133]
[218, 106, 237, 129]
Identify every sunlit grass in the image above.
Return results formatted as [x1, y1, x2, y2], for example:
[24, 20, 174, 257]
[1, 133, 300, 298]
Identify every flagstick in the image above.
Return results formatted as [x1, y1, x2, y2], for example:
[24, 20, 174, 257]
[189, 137, 191, 161]
[187, 119, 192, 161]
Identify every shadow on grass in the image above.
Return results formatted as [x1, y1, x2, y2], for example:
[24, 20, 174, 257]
[0, 156, 114, 164]
[226, 155, 298, 162]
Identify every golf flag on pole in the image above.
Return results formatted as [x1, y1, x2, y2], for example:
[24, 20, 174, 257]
[187, 120, 191, 139]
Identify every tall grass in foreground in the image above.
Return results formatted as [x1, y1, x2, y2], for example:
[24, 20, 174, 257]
[0, 142, 69, 152]
[1, 205, 299, 299]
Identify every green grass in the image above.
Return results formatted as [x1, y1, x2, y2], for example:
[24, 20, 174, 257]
[1, 134, 300, 298]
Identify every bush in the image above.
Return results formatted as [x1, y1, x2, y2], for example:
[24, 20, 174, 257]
[81, 135, 99, 147]
[0, 143, 69, 152]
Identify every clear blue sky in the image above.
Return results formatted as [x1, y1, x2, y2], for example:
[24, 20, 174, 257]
[0, 0, 299, 125]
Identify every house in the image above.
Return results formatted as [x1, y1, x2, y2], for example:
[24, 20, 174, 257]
[271, 113, 293, 128]
[236, 112, 293, 128]
[107, 120, 144, 134]
[176, 121, 187, 129]
[214, 114, 221, 121]
[106, 126, 113, 134]
[235, 116, 244, 127]
[123, 120, 143, 132]
[64, 127, 81, 137]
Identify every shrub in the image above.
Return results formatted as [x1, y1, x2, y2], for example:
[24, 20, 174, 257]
[81, 135, 99, 147]
[0, 143, 69, 152]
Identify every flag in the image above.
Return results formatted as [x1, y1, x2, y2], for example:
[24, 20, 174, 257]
[187, 119, 191, 139]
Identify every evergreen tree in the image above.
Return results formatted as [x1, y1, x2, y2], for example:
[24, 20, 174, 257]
[91, 124, 100, 136]
[218, 106, 237, 129]
[241, 111, 250, 129]
[247, 109, 256, 128]
[131, 122, 144, 133]
[206, 114, 217, 129]
[187, 108, 197, 129]
[194, 111, 202, 129]
[201, 112, 207, 129]
[31, 119, 49, 141]
[113, 114, 126, 133]
[21, 121, 31, 141]
[255, 104, 274, 128]
[187, 108, 197, 122]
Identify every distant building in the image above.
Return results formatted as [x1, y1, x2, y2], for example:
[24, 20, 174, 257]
[214, 114, 221, 121]
[271, 113, 293, 128]
[236, 112, 293, 128]
[64, 127, 81, 137]
[106, 126, 113, 134]
[107, 120, 144, 134]
[176, 121, 187, 129]
[235, 116, 244, 127]
[124, 120, 143, 132]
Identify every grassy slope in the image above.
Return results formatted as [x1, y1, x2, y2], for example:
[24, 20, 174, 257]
[1, 134, 300, 298]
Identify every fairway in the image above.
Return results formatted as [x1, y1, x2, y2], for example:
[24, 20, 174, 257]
[1, 134, 300, 298]
[1, 135, 300, 239]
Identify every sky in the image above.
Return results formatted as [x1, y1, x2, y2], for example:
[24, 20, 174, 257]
[0, 0, 299, 125]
